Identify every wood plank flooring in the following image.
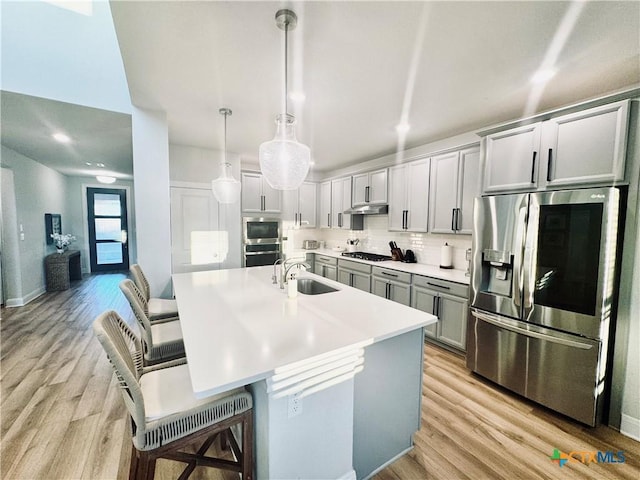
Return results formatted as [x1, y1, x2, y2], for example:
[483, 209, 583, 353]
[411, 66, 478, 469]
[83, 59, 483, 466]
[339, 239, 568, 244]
[1, 273, 639, 479]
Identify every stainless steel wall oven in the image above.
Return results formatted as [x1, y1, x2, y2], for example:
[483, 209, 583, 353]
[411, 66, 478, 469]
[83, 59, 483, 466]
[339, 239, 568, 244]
[243, 217, 281, 267]
[467, 187, 624, 426]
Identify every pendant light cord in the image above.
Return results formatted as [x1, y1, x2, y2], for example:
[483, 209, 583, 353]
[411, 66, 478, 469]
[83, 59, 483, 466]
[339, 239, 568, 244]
[284, 21, 289, 115]
[223, 111, 227, 165]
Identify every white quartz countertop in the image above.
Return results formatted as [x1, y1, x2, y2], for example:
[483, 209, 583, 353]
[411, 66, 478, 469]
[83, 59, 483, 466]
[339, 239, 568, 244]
[297, 248, 471, 285]
[173, 267, 436, 398]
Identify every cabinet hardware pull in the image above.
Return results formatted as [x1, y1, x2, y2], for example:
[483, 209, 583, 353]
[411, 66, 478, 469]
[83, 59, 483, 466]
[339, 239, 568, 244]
[294, 213, 298, 225]
[456, 208, 462, 231]
[530, 151, 537, 184]
[403, 210, 408, 230]
[381, 271, 398, 278]
[386, 282, 391, 299]
[436, 296, 441, 317]
[328, 213, 331, 228]
[365, 186, 370, 203]
[432, 296, 437, 316]
[547, 148, 553, 182]
[427, 281, 450, 290]
[350, 272, 354, 287]
[451, 208, 456, 231]
[299, 212, 302, 226]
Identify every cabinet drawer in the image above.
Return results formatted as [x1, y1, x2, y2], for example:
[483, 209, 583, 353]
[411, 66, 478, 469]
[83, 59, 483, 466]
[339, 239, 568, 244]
[338, 259, 372, 274]
[372, 267, 411, 284]
[412, 275, 468, 298]
[315, 255, 337, 266]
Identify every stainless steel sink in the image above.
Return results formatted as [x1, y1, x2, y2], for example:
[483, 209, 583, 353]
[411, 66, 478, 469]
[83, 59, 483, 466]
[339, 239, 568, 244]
[297, 278, 338, 295]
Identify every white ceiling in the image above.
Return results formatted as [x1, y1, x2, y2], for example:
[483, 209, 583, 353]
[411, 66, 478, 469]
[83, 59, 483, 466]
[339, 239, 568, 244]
[1, 1, 639, 178]
[110, 0, 639, 172]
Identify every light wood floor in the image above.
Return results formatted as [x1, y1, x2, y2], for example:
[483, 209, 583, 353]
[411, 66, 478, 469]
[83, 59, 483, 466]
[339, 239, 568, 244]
[1, 273, 639, 479]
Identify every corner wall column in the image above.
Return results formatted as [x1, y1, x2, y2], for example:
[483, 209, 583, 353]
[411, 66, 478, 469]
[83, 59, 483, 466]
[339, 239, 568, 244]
[132, 107, 172, 298]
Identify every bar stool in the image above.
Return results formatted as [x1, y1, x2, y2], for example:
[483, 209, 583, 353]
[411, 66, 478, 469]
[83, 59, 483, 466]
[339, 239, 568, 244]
[93, 310, 253, 480]
[130, 264, 179, 321]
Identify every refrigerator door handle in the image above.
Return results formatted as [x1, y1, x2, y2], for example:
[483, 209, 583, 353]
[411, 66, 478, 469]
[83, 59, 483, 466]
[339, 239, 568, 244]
[471, 310, 593, 350]
[512, 204, 527, 309]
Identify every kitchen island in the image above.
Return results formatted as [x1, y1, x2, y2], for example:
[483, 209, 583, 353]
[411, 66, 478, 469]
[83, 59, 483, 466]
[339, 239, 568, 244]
[173, 266, 436, 479]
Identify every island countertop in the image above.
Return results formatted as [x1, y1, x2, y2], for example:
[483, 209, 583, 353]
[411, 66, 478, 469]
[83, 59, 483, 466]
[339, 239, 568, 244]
[172, 266, 436, 398]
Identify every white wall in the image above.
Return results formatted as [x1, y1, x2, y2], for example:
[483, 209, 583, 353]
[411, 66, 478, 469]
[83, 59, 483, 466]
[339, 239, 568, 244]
[132, 107, 172, 298]
[1, 0, 130, 113]
[1, 168, 22, 304]
[0, 146, 68, 304]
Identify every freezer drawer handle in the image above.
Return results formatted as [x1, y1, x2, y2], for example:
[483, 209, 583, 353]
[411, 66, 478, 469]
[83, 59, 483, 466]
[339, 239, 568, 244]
[471, 310, 593, 350]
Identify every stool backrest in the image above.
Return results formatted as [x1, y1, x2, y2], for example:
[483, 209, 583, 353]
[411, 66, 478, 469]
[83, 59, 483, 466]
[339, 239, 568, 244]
[93, 310, 146, 442]
[130, 264, 151, 301]
[119, 279, 154, 353]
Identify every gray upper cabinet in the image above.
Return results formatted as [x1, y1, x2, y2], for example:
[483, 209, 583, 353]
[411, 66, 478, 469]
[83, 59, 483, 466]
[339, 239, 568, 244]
[282, 182, 317, 228]
[429, 146, 480, 234]
[540, 100, 629, 189]
[319, 181, 332, 228]
[241, 172, 281, 213]
[482, 123, 542, 193]
[352, 169, 388, 206]
[482, 100, 630, 194]
[331, 177, 355, 230]
[388, 158, 430, 232]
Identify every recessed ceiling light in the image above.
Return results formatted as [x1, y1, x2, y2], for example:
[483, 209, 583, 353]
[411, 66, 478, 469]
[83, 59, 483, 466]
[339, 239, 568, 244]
[531, 68, 557, 84]
[395, 123, 410, 134]
[96, 163, 105, 168]
[52, 133, 71, 143]
[96, 176, 116, 184]
[85, 162, 92, 166]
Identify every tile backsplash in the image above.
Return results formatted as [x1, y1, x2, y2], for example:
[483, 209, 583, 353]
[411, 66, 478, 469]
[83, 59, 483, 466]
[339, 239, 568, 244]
[284, 215, 471, 270]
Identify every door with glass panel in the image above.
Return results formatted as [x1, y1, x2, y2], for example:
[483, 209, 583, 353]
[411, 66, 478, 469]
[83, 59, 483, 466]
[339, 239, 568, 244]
[87, 188, 129, 272]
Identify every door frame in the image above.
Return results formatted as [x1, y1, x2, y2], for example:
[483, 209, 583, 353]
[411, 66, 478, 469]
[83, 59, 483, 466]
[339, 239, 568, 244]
[81, 183, 134, 273]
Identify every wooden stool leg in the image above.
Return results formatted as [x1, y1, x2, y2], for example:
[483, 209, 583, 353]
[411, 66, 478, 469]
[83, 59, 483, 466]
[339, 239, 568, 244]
[129, 445, 139, 480]
[241, 411, 254, 480]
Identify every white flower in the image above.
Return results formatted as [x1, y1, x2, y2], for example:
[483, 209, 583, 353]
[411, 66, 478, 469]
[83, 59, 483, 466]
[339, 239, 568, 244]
[51, 233, 76, 249]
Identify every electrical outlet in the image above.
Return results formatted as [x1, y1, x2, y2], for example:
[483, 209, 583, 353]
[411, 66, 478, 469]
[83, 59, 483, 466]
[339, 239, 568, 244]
[287, 392, 302, 418]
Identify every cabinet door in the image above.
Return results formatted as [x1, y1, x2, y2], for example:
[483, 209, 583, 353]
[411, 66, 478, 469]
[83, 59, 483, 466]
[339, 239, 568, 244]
[314, 262, 325, 277]
[324, 264, 338, 281]
[371, 278, 389, 300]
[281, 189, 298, 224]
[320, 181, 332, 228]
[438, 293, 468, 350]
[340, 177, 353, 230]
[337, 268, 351, 286]
[388, 165, 407, 231]
[352, 271, 371, 293]
[429, 151, 459, 233]
[411, 287, 438, 339]
[389, 281, 411, 306]
[406, 159, 429, 232]
[331, 178, 344, 229]
[458, 146, 480, 234]
[298, 182, 317, 228]
[483, 123, 541, 194]
[369, 169, 388, 204]
[241, 172, 264, 212]
[261, 179, 281, 213]
[540, 100, 629, 189]
[352, 173, 369, 206]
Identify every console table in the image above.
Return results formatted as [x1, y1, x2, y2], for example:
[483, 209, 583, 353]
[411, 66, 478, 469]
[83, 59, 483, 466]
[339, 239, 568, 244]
[45, 250, 82, 291]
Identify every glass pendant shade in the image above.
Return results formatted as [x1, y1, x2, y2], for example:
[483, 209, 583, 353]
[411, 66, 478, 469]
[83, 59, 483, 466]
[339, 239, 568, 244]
[211, 107, 241, 204]
[212, 162, 241, 204]
[259, 113, 310, 190]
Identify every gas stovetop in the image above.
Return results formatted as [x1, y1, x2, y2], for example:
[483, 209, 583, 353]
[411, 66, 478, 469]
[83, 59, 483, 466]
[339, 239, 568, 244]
[341, 251, 392, 262]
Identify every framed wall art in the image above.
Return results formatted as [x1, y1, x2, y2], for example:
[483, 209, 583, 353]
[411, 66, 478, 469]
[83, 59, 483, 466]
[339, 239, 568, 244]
[45, 213, 62, 244]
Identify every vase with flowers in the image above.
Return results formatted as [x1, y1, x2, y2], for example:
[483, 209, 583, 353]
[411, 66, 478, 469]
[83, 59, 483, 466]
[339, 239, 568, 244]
[51, 233, 76, 253]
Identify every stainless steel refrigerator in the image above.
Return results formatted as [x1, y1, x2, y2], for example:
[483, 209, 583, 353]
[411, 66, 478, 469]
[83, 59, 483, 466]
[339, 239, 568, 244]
[467, 187, 623, 426]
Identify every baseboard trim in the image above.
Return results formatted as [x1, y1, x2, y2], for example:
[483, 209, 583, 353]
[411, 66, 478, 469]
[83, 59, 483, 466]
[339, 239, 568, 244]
[362, 446, 413, 480]
[337, 469, 356, 480]
[620, 413, 640, 441]
[4, 286, 46, 308]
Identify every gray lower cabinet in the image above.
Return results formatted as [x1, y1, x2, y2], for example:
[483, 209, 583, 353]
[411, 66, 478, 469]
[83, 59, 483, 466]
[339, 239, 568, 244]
[314, 254, 337, 281]
[337, 259, 371, 292]
[411, 275, 468, 351]
[372, 267, 411, 306]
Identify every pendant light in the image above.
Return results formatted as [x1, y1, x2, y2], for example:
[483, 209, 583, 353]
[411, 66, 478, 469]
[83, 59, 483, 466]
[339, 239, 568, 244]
[259, 9, 311, 191]
[212, 107, 241, 204]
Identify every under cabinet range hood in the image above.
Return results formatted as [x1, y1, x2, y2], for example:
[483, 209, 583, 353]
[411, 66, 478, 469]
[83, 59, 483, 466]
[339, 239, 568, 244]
[343, 204, 388, 215]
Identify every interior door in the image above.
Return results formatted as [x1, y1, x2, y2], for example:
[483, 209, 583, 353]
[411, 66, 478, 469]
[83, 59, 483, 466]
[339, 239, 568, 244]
[170, 186, 222, 274]
[87, 187, 129, 272]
